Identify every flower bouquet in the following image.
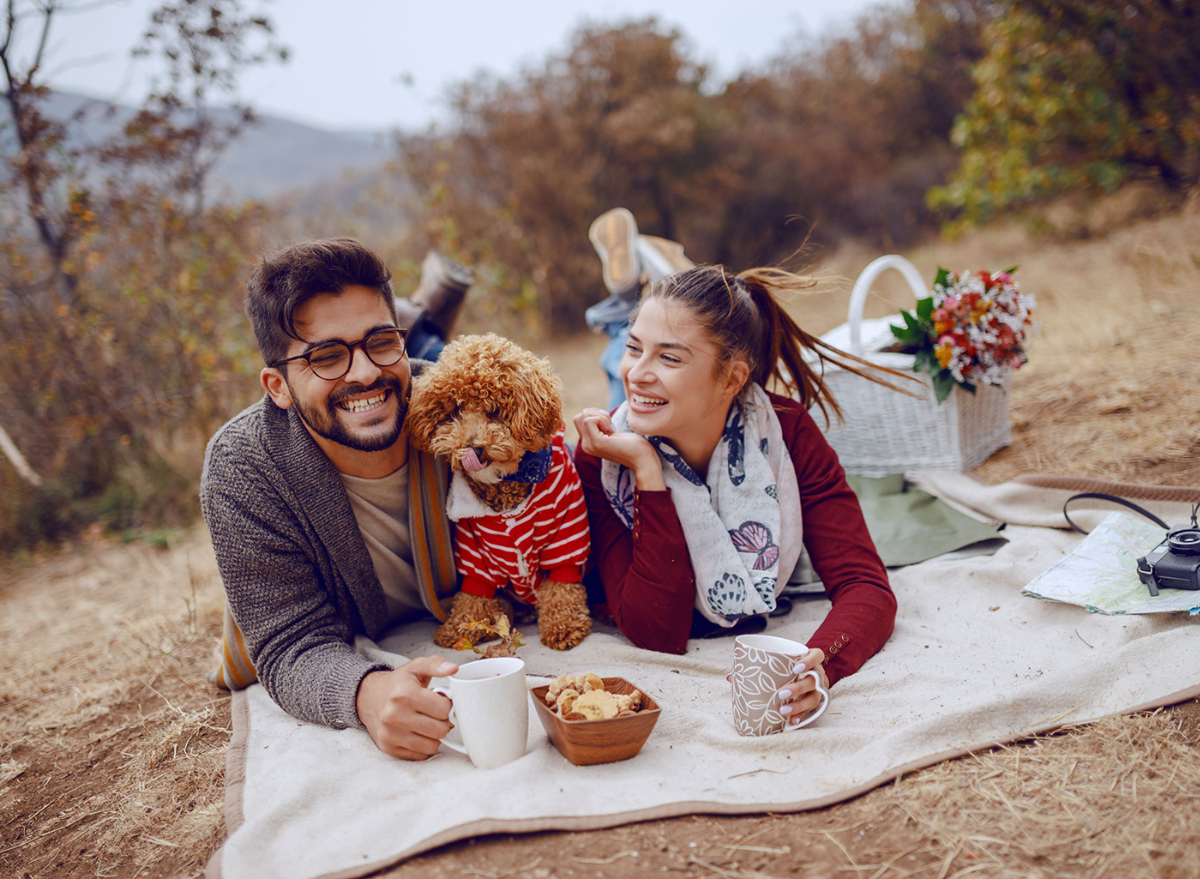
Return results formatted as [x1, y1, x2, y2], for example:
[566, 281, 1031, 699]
[888, 268, 1036, 403]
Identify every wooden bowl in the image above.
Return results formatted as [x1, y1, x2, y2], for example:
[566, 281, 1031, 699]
[530, 677, 662, 766]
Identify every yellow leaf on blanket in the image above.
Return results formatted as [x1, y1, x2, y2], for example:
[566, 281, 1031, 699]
[455, 613, 526, 656]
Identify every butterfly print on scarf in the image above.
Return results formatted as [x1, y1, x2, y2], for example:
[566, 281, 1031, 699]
[607, 466, 636, 529]
[724, 403, 745, 486]
[647, 436, 704, 487]
[729, 520, 780, 571]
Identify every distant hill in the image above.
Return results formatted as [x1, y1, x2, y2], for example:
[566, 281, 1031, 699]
[7, 91, 394, 202]
[214, 114, 393, 201]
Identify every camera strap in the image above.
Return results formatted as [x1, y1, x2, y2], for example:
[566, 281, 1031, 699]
[1062, 492, 1170, 535]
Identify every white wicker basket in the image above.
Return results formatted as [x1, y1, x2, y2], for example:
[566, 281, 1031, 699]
[816, 255, 1011, 477]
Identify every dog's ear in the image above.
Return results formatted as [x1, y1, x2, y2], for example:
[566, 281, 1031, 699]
[509, 353, 564, 448]
[406, 371, 456, 450]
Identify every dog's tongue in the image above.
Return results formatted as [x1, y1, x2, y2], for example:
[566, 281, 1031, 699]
[462, 448, 486, 472]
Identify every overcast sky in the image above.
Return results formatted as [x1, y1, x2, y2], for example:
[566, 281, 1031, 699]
[41, 0, 896, 132]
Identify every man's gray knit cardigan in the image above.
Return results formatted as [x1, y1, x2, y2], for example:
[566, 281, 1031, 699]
[200, 368, 456, 731]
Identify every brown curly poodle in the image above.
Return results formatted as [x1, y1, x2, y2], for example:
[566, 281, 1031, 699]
[408, 333, 592, 651]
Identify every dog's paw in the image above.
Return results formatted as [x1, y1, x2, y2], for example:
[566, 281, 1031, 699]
[536, 580, 592, 651]
[434, 592, 507, 649]
[433, 621, 465, 648]
[540, 617, 592, 651]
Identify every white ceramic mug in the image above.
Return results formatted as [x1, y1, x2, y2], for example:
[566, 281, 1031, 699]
[730, 634, 830, 736]
[430, 656, 529, 769]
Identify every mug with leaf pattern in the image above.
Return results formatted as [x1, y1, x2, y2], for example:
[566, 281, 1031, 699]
[730, 634, 829, 736]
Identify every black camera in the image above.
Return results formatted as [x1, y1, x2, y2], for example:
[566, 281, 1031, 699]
[1136, 527, 1200, 596]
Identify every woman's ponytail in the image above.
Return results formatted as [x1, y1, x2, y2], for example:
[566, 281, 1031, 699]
[737, 267, 916, 427]
[641, 264, 917, 427]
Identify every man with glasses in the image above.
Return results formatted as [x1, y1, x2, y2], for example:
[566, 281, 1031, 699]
[201, 237, 461, 761]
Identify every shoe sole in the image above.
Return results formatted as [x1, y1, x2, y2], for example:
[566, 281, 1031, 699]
[424, 250, 474, 291]
[589, 208, 640, 295]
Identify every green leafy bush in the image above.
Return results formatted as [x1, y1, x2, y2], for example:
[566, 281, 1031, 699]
[931, 1, 1200, 228]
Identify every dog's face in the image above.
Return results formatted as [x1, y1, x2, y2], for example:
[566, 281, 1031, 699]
[408, 334, 564, 485]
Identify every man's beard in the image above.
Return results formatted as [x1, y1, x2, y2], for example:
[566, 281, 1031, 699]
[288, 375, 410, 453]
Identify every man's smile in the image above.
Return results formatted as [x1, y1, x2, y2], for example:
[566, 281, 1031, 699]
[338, 391, 389, 414]
[287, 369, 409, 455]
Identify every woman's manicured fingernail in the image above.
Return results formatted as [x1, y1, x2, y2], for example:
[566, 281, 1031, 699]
[777, 689, 792, 701]
[793, 663, 806, 674]
[780, 705, 793, 715]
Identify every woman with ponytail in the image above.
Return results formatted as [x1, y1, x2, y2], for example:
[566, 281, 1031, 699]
[573, 265, 899, 727]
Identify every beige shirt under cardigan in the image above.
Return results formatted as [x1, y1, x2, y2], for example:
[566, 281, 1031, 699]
[341, 465, 427, 625]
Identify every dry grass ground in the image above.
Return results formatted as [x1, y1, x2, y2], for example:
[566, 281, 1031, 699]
[3, 197, 1200, 878]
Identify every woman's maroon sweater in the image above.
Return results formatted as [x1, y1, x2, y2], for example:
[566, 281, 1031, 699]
[574, 393, 896, 686]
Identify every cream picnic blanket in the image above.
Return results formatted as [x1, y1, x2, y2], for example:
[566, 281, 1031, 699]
[206, 475, 1200, 879]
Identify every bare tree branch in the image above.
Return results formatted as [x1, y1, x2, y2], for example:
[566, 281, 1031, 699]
[28, 0, 57, 80]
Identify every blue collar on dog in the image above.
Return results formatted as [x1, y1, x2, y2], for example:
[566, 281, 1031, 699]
[501, 446, 552, 484]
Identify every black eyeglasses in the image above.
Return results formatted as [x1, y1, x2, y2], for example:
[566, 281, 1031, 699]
[272, 327, 408, 381]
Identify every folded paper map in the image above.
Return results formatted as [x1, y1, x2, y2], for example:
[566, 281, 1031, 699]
[1022, 511, 1200, 614]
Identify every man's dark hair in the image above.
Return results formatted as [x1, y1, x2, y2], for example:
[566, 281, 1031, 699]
[246, 237, 398, 367]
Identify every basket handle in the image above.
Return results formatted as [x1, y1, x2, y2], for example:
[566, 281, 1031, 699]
[846, 255, 929, 356]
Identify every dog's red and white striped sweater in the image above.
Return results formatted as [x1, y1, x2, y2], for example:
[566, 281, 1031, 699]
[450, 430, 590, 605]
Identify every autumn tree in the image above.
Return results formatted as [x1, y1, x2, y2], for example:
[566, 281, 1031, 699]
[108, 0, 288, 217]
[0, 0, 283, 547]
[930, 0, 1200, 226]
[394, 7, 993, 335]
[396, 19, 729, 335]
[712, 0, 995, 256]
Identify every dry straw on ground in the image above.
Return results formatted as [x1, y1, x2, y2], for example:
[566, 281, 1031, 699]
[3, 197, 1200, 878]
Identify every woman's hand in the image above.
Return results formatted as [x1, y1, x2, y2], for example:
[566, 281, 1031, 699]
[777, 648, 828, 727]
[573, 407, 665, 490]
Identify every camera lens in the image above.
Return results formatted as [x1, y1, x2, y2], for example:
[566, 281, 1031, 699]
[1167, 527, 1200, 555]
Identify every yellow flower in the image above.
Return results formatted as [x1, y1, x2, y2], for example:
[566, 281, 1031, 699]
[935, 344, 954, 368]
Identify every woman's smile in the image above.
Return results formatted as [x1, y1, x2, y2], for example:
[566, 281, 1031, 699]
[628, 392, 667, 412]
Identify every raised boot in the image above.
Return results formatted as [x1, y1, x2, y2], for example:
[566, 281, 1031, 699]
[392, 295, 423, 331]
[410, 250, 473, 339]
[585, 208, 644, 330]
[588, 207, 641, 295]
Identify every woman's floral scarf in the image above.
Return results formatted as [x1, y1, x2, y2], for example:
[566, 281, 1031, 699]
[601, 384, 802, 625]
